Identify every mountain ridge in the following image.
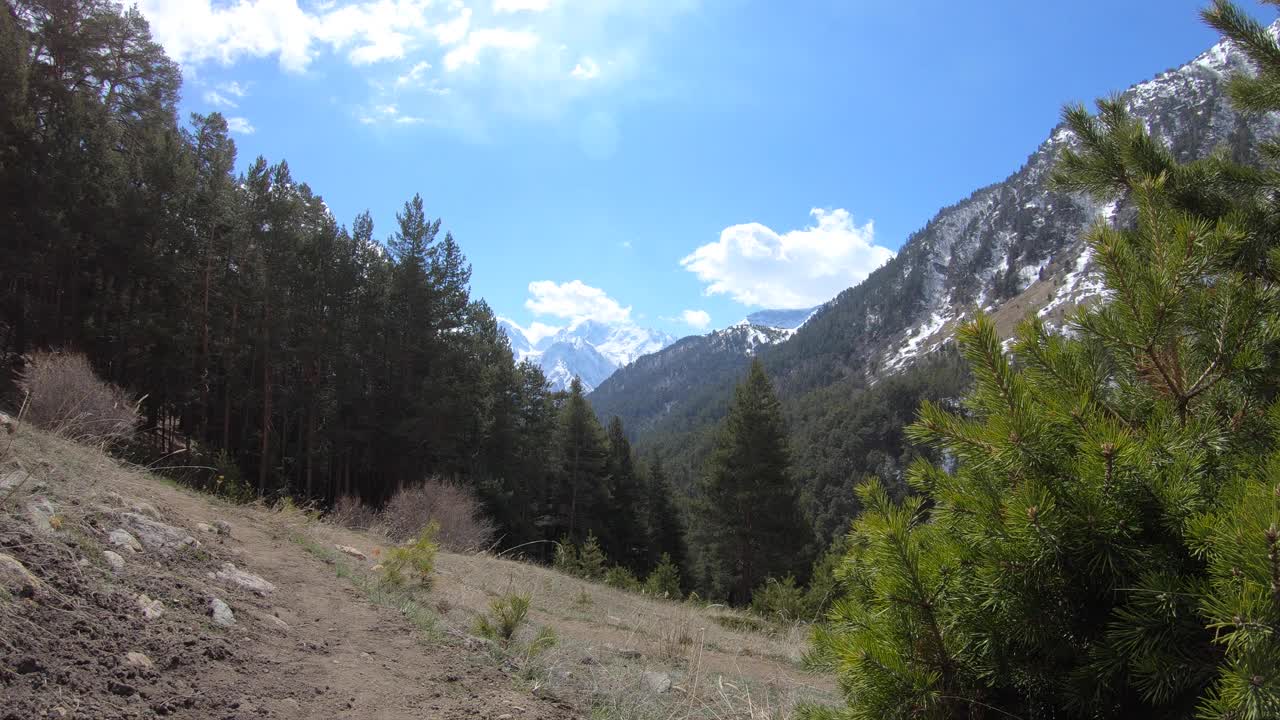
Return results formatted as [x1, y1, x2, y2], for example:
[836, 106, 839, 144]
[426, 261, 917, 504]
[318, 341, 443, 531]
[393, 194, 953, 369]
[498, 317, 677, 392]
[590, 23, 1279, 482]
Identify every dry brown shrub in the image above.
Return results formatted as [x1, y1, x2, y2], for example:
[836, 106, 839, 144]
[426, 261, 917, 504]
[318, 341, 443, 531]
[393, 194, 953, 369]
[383, 478, 495, 552]
[329, 494, 379, 530]
[18, 352, 139, 445]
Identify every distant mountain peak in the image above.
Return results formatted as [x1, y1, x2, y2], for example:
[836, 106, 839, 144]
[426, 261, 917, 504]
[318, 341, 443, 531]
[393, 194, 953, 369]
[499, 318, 679, 392]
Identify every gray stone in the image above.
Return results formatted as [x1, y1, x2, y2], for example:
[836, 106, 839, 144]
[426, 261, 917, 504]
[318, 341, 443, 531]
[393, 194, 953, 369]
[117, 512, 198, 554]
[26, 498, 57, 532]
[212, 562, 275, 596]
[209, 597, 235, 626]
[124, 651, 154, 670]
[136, 594, 165, 620]
[257, 612, 290, 633]
[0, 552, 43, 597]
[642, 671, 672, 694]
[130, 501, 161, 519]
[102, 550, 125, 571]
[196, 522, 215, 534]
[108, 529, 143, 553]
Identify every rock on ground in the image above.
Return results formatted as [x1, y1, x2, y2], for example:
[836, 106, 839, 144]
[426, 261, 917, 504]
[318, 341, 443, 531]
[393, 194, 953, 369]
[117, 512, 198, 554]
[0, 552, 44, 597]
[209, 596, 235, 626]
[27, 498, 58, 532]
[102, 550, 125, 571]
[136, 594, 165, 621]
[130, 501, 161, 519]
[107, 529, 143, 553]
[256, 611, 290, 633]
[212, 562, 276, 596]
[642, 671, 672, 694]
[124, 651, 153, 669]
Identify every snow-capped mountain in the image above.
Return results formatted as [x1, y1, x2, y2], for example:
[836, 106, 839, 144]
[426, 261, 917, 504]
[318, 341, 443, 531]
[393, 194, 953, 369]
[499, 318, 677, 392]
[592, 25, 1280, 436]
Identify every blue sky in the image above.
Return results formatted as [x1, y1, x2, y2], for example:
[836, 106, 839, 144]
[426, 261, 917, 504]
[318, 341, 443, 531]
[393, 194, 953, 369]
[137, 0, 1269, 340]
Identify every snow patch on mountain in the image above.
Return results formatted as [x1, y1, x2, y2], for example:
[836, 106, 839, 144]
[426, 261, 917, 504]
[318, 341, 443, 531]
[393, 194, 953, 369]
[499, 317, 676, 392]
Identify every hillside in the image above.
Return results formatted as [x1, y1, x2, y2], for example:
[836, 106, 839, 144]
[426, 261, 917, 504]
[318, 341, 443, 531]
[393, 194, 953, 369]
[590, 24, 1280, 526]
[0, 423, 833, 719]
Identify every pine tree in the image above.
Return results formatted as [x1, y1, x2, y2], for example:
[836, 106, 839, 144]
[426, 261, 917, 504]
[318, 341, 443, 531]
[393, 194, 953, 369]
[695, 359, 809, 605]
[645, 456, 687, 571]
[556, 377, 611, 542]
[810, 4, 1280, 717]
[603, 416, 646, 569]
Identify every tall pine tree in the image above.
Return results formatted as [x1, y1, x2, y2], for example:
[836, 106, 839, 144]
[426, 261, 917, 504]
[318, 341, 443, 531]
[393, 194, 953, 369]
[645, 456, 687, 572]
[556, 377, 610, 543]
[695, 359, 809, 604]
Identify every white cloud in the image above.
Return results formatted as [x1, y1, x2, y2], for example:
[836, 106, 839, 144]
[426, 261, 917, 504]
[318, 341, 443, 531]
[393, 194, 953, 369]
[681, 309, 711, 330]
[135, 0, 452, 72]
[681, 208, 894, 309]
[218, 80, 248, 97]
[525, 280, 631, 324]
[494, 0, 551, 12]
[360, 102, 425, 125]
[503, 318, 562, 344]
[203, 89, 238, 108]
[135, 0, 697, 136]
[570, 56, 599, 79]
[396, 60, 432, 86]
[226, 116, 256, 134]
[443, 28, 539, 71]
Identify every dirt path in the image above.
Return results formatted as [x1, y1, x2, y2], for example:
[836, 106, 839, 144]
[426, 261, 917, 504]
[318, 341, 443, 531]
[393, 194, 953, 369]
[0, 430, 577, 720]
[142, 485, 576, 719]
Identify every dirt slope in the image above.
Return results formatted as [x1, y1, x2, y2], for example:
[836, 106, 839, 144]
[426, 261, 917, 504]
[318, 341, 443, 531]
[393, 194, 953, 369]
[0, 426, 834, 719]
[0, 427, 576, 720]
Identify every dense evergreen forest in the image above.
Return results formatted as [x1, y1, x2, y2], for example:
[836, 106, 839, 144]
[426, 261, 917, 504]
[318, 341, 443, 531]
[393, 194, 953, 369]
[0, 0, 684, 576]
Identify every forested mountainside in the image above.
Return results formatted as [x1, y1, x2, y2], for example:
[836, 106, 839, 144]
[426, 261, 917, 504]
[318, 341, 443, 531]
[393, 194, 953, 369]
[591, 23, 1280, 542]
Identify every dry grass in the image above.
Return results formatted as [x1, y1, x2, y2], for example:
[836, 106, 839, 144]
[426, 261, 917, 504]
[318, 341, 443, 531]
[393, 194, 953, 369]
[17, 352, 139, 446]
[3, 420, 835, 719]
[420, 550, 830, 718]
[329, 494, 379, 530]
[383, 479, 496, 552]
[295, 510, 837, 718]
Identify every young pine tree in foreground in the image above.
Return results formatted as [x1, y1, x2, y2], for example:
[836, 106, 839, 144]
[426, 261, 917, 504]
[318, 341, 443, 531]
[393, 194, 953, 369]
[810, 3, 1280, 718]
[695, 359, 809, 605]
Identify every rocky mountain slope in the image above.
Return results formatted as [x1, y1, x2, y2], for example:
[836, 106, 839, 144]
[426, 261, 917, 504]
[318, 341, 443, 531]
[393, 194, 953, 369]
[589, 314, 810, 433]
[499, 318, 676, 392]
[593, 25, 1279, 440]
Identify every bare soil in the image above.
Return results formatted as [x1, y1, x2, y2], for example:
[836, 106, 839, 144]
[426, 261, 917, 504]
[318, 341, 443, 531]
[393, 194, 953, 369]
[0, 428, 577, 720]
